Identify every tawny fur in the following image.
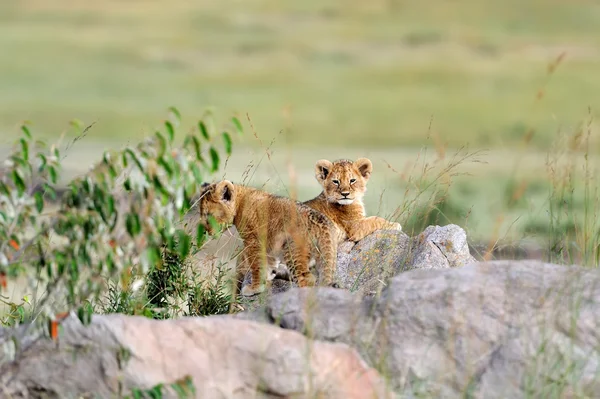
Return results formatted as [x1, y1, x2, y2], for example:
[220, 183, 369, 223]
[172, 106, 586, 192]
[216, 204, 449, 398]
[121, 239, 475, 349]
[303, 158, 402, 242]
[196, 180, 338, 297]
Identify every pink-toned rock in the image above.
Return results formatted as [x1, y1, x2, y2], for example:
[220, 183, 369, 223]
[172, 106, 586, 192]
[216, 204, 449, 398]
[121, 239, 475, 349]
[0, 313, 392, 399]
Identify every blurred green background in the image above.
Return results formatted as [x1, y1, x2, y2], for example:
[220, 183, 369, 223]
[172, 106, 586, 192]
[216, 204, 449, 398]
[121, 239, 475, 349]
[1, 0, 599, 253]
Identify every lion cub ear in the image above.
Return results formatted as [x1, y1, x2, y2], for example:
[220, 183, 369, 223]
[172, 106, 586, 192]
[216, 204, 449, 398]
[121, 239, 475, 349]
[354, 158, 373, 180]
[215, 180, 235, 202]
[315, 159, 333, 183]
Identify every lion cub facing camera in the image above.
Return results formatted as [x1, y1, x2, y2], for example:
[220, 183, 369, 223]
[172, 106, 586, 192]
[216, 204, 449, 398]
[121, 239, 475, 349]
[304, 157, 402, 242]
[196, 180, 338, 297]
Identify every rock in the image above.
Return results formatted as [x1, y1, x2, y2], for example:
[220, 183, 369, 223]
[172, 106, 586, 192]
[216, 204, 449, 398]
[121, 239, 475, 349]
[242, 224, 476, 299]
[335, 230, 411, 296]
[335, 224, 476, 297]
[0, 314, 392, 399]
[407, 224, 477, 270]
[243, 260, 600, 398]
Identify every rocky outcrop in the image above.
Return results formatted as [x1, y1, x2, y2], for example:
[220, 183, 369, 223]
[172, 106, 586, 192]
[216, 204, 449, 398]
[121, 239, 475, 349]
[0, 314, 392, 399]
[241, 224, 477, 299]
[240, 260, 600, 398]
[2, 243, 598, 398]
[335, 224, 476, 296]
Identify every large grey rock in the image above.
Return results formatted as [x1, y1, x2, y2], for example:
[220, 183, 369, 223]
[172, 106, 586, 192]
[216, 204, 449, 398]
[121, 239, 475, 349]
[0, 314, 392, 399]
[241, 224, 476, 300]
[335, 224, 476, 296]
[242, 260, 600, 398]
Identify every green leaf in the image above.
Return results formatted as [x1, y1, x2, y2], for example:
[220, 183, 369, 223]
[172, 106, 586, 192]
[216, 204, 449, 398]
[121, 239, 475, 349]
[69, 259, 79, 281]
[148, 384, 165, 399]
[209, 147, 219, 172]
[34, 191, 44, 213]
[19, 138, 29, 161]
[155, 131, 167, 158]
[168, 106, 181, 125]
[67, 280, 75, 303]
[108, 164, 118, 179]
[37, 153, 47, 172]
[232, 116, 243, 135]
[171, 375, 195, 398]
[107, 195, 115, 216]
[191, 163, 203, 184]
[11, 170, 26, 195]
[46, 261, 53, 279]
[0, 181, 9, 196]
[207, 215, 220, 235]
[48, 166, 58, 184]
[106, 254, 116, 274]
[184, 135, 202, 161]
[77, 302, 93, 326]
[123, 149, 143, 171]
[199, 121, 210, 141]
[146, 246, 161, 270]
[158, 157, 173, 178]
[152, 175, 170, 198]
[196, 224, 206, 247]
[165, 121, 175, 143]
[43, 183, 56, 200]
[177, 230, 191, 259]
[126, 213, 142, 237]
[166, 234, 176, 252]
[21, 124, 32, 139]
[16, 306, 25, 322]
[221, 132, 232, 156]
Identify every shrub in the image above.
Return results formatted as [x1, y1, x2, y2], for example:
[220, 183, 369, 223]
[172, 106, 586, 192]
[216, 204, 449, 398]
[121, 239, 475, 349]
[0, 107, 243, 332]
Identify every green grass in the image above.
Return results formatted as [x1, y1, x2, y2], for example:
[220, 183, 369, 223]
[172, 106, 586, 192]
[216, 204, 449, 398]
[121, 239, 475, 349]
[0, 0, 598, 260]
[1, 0, 599, 151]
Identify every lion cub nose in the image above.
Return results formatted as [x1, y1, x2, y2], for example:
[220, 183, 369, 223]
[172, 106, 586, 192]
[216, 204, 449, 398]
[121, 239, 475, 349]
[341, 191, 350, 197]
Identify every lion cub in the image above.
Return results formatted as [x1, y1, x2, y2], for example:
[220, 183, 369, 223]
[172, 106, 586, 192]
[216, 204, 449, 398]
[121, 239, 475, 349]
[304, 158, 401, 242]
[196, 180, 338, 296]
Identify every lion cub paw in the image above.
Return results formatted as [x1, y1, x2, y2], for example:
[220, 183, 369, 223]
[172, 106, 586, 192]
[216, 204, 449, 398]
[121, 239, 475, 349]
[241, 284, 266, 297]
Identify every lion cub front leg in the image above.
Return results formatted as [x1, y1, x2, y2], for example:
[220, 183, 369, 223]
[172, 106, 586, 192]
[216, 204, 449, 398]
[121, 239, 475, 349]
[240, 239, 268, 297]
[346, 217, 402, 242]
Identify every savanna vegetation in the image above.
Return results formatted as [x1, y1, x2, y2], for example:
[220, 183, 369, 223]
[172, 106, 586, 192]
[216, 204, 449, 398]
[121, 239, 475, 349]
[0, 0, 599, 331]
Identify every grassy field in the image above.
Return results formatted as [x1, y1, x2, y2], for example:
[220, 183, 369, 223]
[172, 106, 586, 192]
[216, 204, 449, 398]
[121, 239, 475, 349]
[0, 0, 599, 251]
[0, 0, 599, 149]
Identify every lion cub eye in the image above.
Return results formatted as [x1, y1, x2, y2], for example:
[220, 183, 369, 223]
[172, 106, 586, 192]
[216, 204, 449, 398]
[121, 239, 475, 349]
[350, 178, 356, 185]
[332, 179, 340, 186]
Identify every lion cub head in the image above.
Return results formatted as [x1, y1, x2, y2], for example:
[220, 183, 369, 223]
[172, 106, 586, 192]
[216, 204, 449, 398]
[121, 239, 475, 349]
[314, 158, 372, 205]
[196, 180, 236, 234]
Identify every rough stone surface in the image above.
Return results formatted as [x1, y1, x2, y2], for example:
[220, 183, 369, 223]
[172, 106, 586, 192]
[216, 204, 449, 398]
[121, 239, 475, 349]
[0, 315, 392, 399]
[334, 230, 411, 296]
[243, 224, 477, 299]
[408, 224, 476, 269]
[242, 260, 600, 398]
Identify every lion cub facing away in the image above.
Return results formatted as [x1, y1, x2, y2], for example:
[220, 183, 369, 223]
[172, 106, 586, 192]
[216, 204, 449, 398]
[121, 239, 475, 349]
[304, 157, 401, 242]
[196, 180, 338, 297]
